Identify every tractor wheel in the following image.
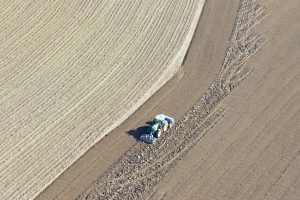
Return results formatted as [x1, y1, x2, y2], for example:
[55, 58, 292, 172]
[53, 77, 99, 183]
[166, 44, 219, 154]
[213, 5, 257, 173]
[163, 123, 168, 132]
[156, 129, 162, 138]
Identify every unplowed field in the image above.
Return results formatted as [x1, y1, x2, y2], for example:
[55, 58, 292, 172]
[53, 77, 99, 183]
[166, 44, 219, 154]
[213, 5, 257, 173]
[0, 1, 205, 199]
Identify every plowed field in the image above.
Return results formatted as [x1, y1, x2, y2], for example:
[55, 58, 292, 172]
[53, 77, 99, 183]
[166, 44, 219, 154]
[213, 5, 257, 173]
[75, 0, 300, 199]
[0, 1, 205, 199]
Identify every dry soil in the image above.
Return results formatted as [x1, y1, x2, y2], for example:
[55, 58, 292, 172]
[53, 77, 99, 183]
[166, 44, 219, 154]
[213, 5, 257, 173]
[148, 0, 300, 200]
[36, 0, 238, 199]
[40, 0, 300, 199]
[0, 1, 206, 200]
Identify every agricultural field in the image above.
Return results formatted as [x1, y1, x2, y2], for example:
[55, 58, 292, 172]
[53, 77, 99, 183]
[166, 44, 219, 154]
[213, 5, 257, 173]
[148, 1, 300, 199]
[74, 0, 300, 199]
[0, 0, 205, 199]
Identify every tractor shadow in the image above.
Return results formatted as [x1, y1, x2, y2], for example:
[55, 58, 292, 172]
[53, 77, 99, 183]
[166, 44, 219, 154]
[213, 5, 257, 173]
[145, 121, 154, 125]
[127, 125, 149, 141]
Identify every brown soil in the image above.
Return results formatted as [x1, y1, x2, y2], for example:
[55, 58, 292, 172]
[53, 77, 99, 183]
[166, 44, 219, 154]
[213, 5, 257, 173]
[36, 0, 240, 199]
[38, 0, 300, 199]
[147, 0, 300, 200]
[75, 0, 267, 199]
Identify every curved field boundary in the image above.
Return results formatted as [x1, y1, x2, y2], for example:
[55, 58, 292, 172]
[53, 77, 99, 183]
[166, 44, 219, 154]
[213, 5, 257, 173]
[0, 1, 206, 200]
[77, 0, 267, 199]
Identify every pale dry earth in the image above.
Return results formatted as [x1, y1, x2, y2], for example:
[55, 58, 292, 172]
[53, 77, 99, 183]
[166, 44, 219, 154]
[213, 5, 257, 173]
[0, 1, 206, 200]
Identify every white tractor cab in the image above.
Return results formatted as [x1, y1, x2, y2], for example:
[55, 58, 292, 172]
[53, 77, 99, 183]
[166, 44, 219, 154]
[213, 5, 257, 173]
[139, 114, 175, 144]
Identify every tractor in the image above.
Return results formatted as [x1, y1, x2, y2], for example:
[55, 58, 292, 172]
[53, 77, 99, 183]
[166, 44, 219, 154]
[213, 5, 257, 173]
[139, 114, 175, 144]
